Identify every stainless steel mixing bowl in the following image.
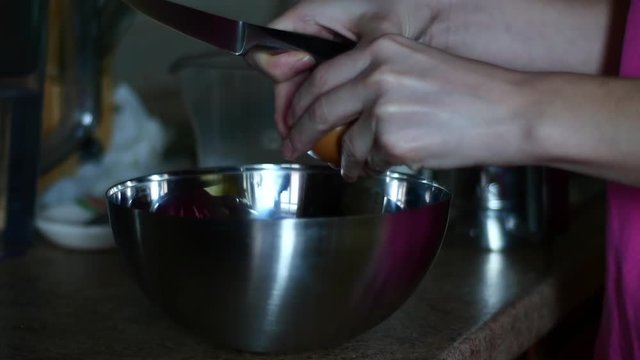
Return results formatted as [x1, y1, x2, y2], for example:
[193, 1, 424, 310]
[106, 164, 451, 353]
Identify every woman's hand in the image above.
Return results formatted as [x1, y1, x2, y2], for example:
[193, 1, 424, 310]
[282, 34, 535, 181]
[248, 0, 617, 150]
[248, 0, 446, 137]
[279, 32, 640, 186]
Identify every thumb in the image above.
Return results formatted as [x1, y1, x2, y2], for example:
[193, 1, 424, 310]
[246, 49, 316, 82]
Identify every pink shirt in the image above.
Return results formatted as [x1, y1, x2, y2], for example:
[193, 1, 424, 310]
[595, 1, 640, 357]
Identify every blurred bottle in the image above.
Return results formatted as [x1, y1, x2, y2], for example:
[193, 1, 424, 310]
[0, 0, 48, 258]
[0, 0, 133, 258]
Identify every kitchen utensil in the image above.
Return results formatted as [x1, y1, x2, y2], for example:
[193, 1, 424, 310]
[123, 0, 354, 62]
[433, 165, 568, 252]
[106, 164, 450, 353]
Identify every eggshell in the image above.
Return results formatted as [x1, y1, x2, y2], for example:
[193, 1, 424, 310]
[310, 126, 347, 167]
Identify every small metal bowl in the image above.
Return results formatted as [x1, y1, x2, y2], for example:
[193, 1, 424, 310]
[106, 164, 450, 353]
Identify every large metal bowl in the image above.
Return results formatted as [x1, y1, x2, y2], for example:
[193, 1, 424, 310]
[106, 164, 450, 353]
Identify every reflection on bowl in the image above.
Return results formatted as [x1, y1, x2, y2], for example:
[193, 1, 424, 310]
[106, 164, 450, 353]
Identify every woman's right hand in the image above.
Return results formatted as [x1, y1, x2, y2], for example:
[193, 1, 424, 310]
[247, 0, 447, 137]
[249, 0, 616, 139]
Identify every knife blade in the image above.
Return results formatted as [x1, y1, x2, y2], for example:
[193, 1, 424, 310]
[122, 0, 355, 62]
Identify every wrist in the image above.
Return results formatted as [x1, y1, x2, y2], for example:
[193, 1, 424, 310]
[513, 73, 575, 168]
[517, 73, 604, 168]
[476, 71, 551, 167]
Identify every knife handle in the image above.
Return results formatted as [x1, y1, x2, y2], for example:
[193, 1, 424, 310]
[246, 25, 356, 63]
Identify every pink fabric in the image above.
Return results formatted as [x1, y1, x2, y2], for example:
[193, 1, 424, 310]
[595, 1, 640, 358]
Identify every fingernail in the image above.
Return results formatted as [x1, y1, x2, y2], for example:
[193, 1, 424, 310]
[288, 52, 315, 72]
[251, 51, 271, 69]
[282, 139, 294, 160]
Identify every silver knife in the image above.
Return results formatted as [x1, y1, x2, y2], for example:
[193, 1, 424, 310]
[122, 0, 355, 62]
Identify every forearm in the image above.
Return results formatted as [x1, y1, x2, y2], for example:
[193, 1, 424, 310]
[432, 0, 625, 74]
[524, 74, 640, 185]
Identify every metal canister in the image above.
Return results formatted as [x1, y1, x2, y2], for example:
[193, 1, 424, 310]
[434, 165, 569, 252]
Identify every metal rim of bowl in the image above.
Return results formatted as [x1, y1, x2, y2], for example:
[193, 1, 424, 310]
[105, 163, 451, 221]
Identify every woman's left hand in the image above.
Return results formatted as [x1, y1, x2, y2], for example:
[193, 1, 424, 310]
[282, 34, 536, 181]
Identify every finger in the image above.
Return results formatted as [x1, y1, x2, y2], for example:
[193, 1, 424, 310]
[274, 72, 310, 137]
[364, 146, 393, 176]
[268, 4, 358, 41]
[340, 111, 376, 182]
[285, 77, 374, 160]
[352, 10, 403, 44]
[246, 50, 316, 82]
[289, 46, 371, 123]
